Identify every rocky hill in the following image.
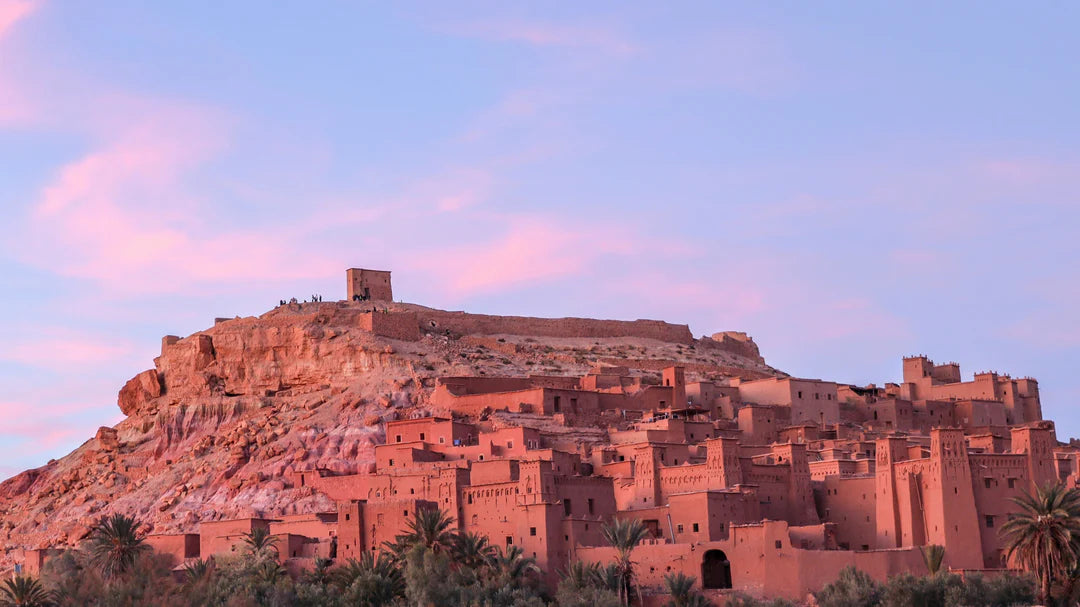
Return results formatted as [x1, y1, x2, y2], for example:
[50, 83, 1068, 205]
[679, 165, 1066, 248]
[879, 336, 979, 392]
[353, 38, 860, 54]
[0, 299, 779, 570]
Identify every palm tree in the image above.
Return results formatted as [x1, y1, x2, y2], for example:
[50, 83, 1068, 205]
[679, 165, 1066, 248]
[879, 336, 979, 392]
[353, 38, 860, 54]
[302, 557, 335, 585]
[334, 551, 405, 606]
[920, 544, 946, 576]
[0, 576, 52, 607]
[86, 513, 150, 578]
[490, 545, 540, 589]
[663, 572, 711, 607]
[252, 558, 287, 585]
[452, 531, 496, 571]
[242, 527, 279, 562]
[561, 560, 603, 589]
[182, 558, 214, 585]
[601, 517, 651, 606]
[401, 508, 457, 553]
[1000, 482, 1080, 604]
[596, 562, 624, 594]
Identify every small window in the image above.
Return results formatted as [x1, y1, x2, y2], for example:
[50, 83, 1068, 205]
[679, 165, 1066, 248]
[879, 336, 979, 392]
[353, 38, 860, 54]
[395, 435, 402, 443]
[984, 478, 992, 489]
[775, 540, 783, 549]
[692, 523, 699, 532]
[564, 499, 572, 516]
[389, 459, 394, 466]
[345, 513, 350, 521]
[677, 524, 684, 533]
[530, 527, 537, 536]
[588, 498, 595, 515]
[986, 515, 994, 528]
[798, 391, 803, 398]
[507, 441, 514, 449]
[862, 544, 869, 551]
[468, 494, 473, 504]
[1008, 478, 1016, 489]
[505, 536, 513, 546]
[419, 433, 425, 441]
[439, 437, 445, 444]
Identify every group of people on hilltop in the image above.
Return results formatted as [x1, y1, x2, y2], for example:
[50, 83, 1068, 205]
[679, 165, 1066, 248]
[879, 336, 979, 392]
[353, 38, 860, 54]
[277, 294, 323, 307]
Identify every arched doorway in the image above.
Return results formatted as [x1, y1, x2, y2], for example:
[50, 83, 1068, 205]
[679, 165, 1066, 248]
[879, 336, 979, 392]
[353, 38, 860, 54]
[701, 549, 732, 589]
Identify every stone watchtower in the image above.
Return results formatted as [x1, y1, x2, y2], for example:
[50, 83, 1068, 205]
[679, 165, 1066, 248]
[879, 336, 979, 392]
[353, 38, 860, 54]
[347, 268, 393, 301]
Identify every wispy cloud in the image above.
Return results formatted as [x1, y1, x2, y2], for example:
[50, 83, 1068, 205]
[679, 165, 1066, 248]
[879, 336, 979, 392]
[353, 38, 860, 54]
[405, 217, 634, 296]
[0, 0, 34, 39]
[0, 328, 135, 368]
[438, 19, 637, 56]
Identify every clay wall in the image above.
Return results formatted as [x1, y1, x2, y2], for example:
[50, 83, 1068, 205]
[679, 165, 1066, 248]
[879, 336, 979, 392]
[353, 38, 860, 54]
[576, 521, 924, 599]
[704, 331, 765, 363]
[968, 453, 1028, 567]
[337, 501, 364, 560]
[436, 377, 538, 396]
[818, 475, 876, 550]
[809, 458, 861, 480]
[417, 309, 694, 343]
[434, 386, 602, 417]
[303, 471, 373, 501]
[269, 513, 337, 541]
[737, 405, 788, 444]
[199, 518, 275, 558]
[385, 418, 475, 446]
[14, 549, 64, 578]
[662, 366, 687, 409]
[346, 268, 393, 301]
[954, 400, 1007, 428]
[357, 311, 419, 341]
[470, 460, 520, 485]
[146, 533, 200, 564]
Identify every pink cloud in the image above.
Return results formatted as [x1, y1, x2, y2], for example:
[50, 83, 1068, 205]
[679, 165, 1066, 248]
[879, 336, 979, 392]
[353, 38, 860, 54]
[0, 400, 115, 469]
[14, 97, 342, 296]
[0, 0, 38, 124]
[0, 0, 34, 39]
[407, 217, 645, 297]
[441, 19, 637, 56]
[980, 159, 1068, 185]
[0, 329, 135, 368]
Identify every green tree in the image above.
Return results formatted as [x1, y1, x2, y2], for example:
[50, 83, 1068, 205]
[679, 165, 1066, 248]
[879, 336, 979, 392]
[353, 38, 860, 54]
[0, 576, 53, 607]
[663, 572, 711, 607]
[920, 544, 946, 576]
[401, 508, 458, 554]
[490, 545, 540, 590]
[301, 557, 334, 586]
[452, 531, 496, 571]
[1000, 482, 1080, 604]
[600, 517, 651, 606]
[335, 551, 405, 607]
[85, 513, 150, 579]
[814, 566, 881, 607]
[241, 527, 280, 562]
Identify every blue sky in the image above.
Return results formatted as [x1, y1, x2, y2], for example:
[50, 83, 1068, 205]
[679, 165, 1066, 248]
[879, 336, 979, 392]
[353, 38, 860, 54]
[1, 1, 1078, 476]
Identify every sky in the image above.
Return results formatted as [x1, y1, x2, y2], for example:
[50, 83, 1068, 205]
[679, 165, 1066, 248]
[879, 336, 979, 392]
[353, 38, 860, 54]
[1, 1, 1078, 477]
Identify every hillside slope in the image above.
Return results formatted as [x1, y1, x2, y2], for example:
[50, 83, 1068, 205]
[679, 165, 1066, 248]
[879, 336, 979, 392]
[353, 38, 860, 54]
[0, 300, 779, 569]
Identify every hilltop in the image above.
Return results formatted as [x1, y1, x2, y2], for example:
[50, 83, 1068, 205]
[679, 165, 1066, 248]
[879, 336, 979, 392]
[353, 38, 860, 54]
[0, 296, 775, 570]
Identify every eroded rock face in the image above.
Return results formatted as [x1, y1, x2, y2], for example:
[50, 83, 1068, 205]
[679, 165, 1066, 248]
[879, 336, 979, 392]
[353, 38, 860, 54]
[118, 369, 162, 416]
[0, 301, 777, 567]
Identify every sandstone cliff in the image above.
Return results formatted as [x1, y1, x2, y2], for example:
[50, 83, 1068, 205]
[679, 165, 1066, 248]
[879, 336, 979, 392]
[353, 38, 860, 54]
[0, 300, 777, 568]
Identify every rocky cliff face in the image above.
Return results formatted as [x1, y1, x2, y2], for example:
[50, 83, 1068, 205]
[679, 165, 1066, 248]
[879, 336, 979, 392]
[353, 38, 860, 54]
[0, 300, 777, 569]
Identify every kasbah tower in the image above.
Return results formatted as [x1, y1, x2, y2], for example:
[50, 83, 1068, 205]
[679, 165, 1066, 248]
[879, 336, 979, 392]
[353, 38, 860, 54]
[7, 267, 1074, 603]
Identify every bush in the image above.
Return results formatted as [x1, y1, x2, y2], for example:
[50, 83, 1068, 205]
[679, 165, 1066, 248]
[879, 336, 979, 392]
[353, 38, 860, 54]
[815, 567, 882, 607]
